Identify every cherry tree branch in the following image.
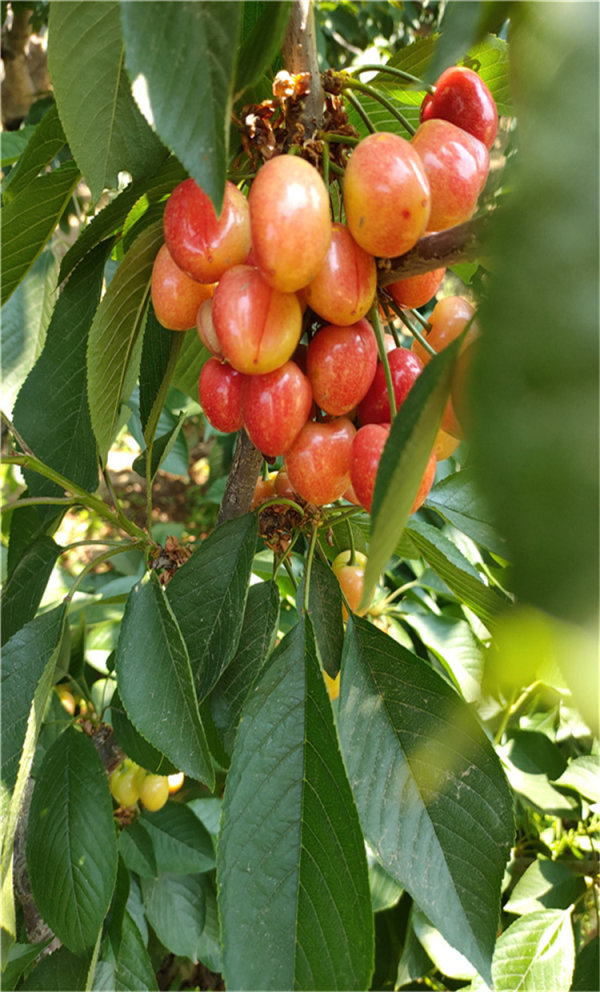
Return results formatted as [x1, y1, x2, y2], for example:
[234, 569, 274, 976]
[377, 214, 489, 286]
[217, 0, 325, 525]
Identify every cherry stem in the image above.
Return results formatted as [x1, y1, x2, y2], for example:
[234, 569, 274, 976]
[386, 299, 437, 358]
[260, 496, 306, 516]
[348, 64, 435, 94]
[379, 295, 403, 347]
[409, 307, 433, 330]
[368, 301, 397, 419]
[322, 138, 330, 188]
[302, 523, 320, 614]
[320, 132, 360, 146]
[345, 518, 356, 567]
[66, 544, 144, 602]
[282, 556, 298, 591]
[344, 89, 377, 133]
[341, 77, 415, 136]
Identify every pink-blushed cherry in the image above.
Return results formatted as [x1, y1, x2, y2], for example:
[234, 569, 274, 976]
[198, 358, 244, 433]
[306, 319, 378, 416]
[284, 417, 356, 506]
[420, 66, 498, 149]
[151, 244, 214, 331]
[241, 361, 313, 457]
[303, 222, 377, 325]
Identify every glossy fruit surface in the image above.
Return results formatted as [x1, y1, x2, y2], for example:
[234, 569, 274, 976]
[285, 417, 356, 506]
[411, 295, 479, 365]
[412, 450, 437, 512]
[138, 773, 169, 812]
[242, 360, 312, 456]
[196, 299, 223, 357]
[164, 178, 251, 283]
[387, 267, 446, 309]
[274, 469, 298, 500]
[421, 65, 498, 149]
[303, 222, 377, 325]
[344, 132, 431, 257]
[357, 348, 423, 425]
[151, 244, 214, 331]
[248, 154, 332, 292]
[109, 764, 139, 807]
[434, 427, 460, 461]
[198, 357, 244, 433]
[349, 423, 389, 513]
[307, 319, 378, 416]
[167, 772, 185, 795]
[212, 265, 302, 374]
[411, 119, 489, 232]
[332, 550, 372, 618]
[251, 475, 276, 510]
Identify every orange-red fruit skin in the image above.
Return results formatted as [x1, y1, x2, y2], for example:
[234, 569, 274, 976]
[411, 119, 489, 232]
[196, 298, 223, 357]
[248, 155, 332, 293]
[306, 319, 378, 416]
[421, 66, 498, 149]
[163, 179, 251, 283]
[344, 132, 431, 258]
[211, 265, 302, 374]
[285, 418, 356, 506]
[357, 348, 423, 425]
[151, 244, 214, 331]
[303, 222, 377, 325]
[241, 361, 313, 456]
[349, 423, 389, 513]
[387, 267, 446, 310]
[198, 358, 244, 433]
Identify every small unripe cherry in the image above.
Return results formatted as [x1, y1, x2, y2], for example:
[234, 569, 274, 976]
[306, 319, 378, 416]
[109, 763, 139, 808]
[151, 244, 214, 331]
[138, 773, 169, 812]
[344, 132, 431, 258]
[164, 178, 251, 283]
[332, 550, 373, 619]
[303, 223, 377, 325]
[198, 358, 244, 433]
[212, 265, 302, 375]
[248, 155, 332, 293]
[387, 267, 446, 310]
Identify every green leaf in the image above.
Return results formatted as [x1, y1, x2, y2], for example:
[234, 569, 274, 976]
[0, 536, 61, 646]
[400, 611, 484, 703]
[2, 103, 66, 203]
[210, 580, 280, 756]
[166, 514, 258, 701]
[141, 873, 206, 960]
[121, 1, 242, 214]
[170, 327, 210, 399]
[118, 820, 157, 879]
[132, 415, 185, 481]
[21, 946, 90, 991]
[139, 304, 176, 435]
[396, 911, 434, 989]
[499, 731, 578, 816]
[13, 240, 110, 507]
[0, 248, 59, 417]
[492, 909, 575, 992]
[141, 803, 214, 874]
[195, 873, 222, 974]
[109, 688, 178, 777]
[218, 618, 374, 991]
[0, 940, 52, 991]
[115, 572, 214, 788]
[337, 617, 514, 984]
[27, 726, 118, 955]
[552, 755, 600, 803]
[504, 860, 586, 916]
[405, 519, 508, 628]
[572, 937, 599, 992]
[87, 221, 162, 462]
[297, 557, 344, 678]
[59, 157, 185, 283]
[1, 125, 36, 166]
[95, 910, 158, 991]
[470, 5, 598, 632]
[48, 2, 166, 203]
[1, 160, 80, 306]
[364, 337, 460, 605]
[412, 904, 476, 981]
[424, 469, 510, 559]
[235, 1, 292, 96]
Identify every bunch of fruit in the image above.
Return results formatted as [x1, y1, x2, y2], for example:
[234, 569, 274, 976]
[109, 758, 184, 812]
[151, 65, 496, 515]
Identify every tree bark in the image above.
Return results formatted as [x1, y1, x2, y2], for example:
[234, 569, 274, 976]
[377, 215, 489, 285]
[217, 0, 325, 525]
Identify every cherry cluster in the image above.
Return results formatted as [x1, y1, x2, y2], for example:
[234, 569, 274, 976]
[150, 65, 496, 515]
[109, 758, 184, 812]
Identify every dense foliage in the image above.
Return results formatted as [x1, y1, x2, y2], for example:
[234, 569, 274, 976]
[1, 2, 598, 991]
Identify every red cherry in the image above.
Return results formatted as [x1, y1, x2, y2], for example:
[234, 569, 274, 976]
[387, 267, 446, 310]
[241, 361, 313, 457]
[198, 358, 244, 433]
[284, 418, 356, 506]
[411, 119, 489, 232]
[421, 66, 498, 149]
[357, 348, 423, 425]
[349, 423, 390, 513]
[151, 244, 213, 331]
[164, 179, 251, 283]
[306, 319, 378, 416]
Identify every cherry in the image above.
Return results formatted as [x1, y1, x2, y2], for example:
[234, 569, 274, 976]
[196, 299, 223, 358]
[411, 119, 489, 232]
[241, 360, 313, 456]
[324, 671, 340, 702]
[332, 550, 373, 618]
[412, 450, 437, 512]
[434, 427, 460, 461]
[274, 468, 299, 501]
[167, 772, 185, 795]
[306, 318, 378, 416]
[421, 66, 498, 149]
[138, 773, 169, 812]
[248, 154, 332, 293]
[109, 762, 140, 808]
[387, 267, 446, 310]
[284, 417, 356, 506]
[344, 131, 431, 258]
[357, 347, 423, 425]
[151, 243, 214, 331]
[211, 265, 302, 375]
[349, 423, 389, 513]
[198, 357, 244, 434]
[163, 178, 251, 283]
[303, 222, 377, 325]
[251, 475, 276, 510]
